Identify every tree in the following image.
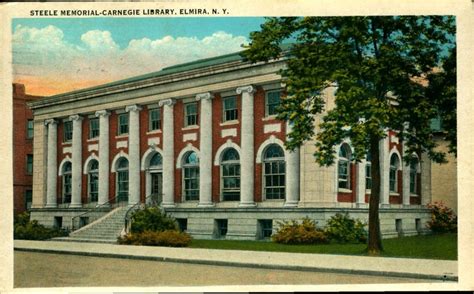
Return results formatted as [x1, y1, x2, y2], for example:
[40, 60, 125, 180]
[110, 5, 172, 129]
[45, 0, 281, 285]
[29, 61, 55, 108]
[243, 16, 455, 255]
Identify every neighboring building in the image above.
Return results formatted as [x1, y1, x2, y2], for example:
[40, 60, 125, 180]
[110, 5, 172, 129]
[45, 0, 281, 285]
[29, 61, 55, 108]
[28, 50, 432, 239]
[13, 83, 42, 214]
[430, 119, 457, 213]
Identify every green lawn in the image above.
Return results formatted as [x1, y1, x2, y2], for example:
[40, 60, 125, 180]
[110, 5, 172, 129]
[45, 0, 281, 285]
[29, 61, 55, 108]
[189, 233, 457, 260]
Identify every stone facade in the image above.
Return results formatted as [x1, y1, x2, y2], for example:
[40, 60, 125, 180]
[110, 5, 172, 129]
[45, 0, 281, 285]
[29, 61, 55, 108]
[28, 51, 432, 239]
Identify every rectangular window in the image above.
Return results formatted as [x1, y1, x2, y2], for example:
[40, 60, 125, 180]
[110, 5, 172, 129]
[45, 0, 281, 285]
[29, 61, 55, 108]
[338, 161, 349, 189]
[223, 96, 238, 122]
[265, 90, 281, 117]
[258, 219, 273, 239]
[89, 173, 99, 202]
[215, 219, 228, 238]
[410, 170, 417, 194]
[118, 113, 129, 135]
[117, 171, 129, 202]
[25, 190, 32, 211]
[63, 121, 73, 142]
[26, 119, 34, 139]
[264, 161, 286, 200]
[149, 108, 161, 131]
[63, 174, 72, 203]
[365, 163, 372, 190]
[222, 163, 240, 201]
[184, 103, 198, 127]
[389, 169, 397, 192]
[89, 118, 99, 139]
[54, 217, 63, 229]
[184, 166, 199, 201]
[26, 154, 33, 175]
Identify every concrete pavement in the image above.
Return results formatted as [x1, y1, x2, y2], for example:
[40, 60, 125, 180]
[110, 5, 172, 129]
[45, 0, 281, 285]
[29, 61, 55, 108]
[14, 239, 457, 282]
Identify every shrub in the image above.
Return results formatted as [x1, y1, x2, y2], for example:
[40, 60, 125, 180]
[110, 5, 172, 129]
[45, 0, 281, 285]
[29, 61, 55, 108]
[272, 217, 329, 245]
[14, 212, 68, 240]
[426, 201, 457, 233]
[324, 213, 367, 244]
[118, 230, 192, 247]
[130, 207, 178, 233]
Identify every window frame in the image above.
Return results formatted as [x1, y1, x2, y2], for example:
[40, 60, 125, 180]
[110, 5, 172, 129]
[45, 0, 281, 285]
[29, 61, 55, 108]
[389, 154, 400, 193]
[182, 151, 200, 201]
[262, 144, 286, 200]
[365, 153, 372, 190]
[184, 102, 198, 127]
[62, 162, 72, 204]
[116, 158, 129, 202]
[26, 154, 33, 175]
[117, 113, 129, 135]
[88, 160, 99, 202]
[63, 121, 73, 142]
[409, 157, 419, 195]
[338, 144, 351, 190]
[222, 96, 238, 122]
[89, 118, 99, 139]
[26, 119, 34, 139]
[149, 108, 161, 131]
[265, 90, 281, 117]
[221, 148, 240, 201]
[25, 189, 32, 211]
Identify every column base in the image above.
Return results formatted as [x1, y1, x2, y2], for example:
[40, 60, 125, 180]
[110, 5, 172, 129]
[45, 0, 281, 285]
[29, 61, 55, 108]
[238, 202, 256, 207]
[69, 203, 83, 208]
[44, 203, 57, 208]
[355, 202, 368, 208]
[283, 201, 298, 207]
[380, 203, 391, 208]
[96, 202, 110, 208]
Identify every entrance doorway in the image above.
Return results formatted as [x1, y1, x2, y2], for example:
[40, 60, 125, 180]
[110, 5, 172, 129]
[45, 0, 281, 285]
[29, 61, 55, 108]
[150, 172, 163, 204]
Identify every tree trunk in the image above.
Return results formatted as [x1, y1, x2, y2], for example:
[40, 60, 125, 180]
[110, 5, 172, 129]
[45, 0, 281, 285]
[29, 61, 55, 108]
[367, 135, 383, 255]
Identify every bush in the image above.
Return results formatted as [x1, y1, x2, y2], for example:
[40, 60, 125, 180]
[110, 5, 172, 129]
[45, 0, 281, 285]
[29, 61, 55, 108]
[324, 213, 367, 244]
[130, 207, 178, 233]
[14, 212, 69, 240]
[426, 201, 457, 233]
[272, 217, 329, 245]
[118, 230, 192, 247]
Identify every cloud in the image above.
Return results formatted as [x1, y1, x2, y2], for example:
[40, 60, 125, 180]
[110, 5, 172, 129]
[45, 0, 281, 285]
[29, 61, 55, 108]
[12, 25, 249, 96]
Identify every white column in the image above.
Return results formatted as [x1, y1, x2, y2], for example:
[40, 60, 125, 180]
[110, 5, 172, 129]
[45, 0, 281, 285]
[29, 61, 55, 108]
[95, 110, 110, 206]
[159, 99, 175, 207]
[356, 160, 366, 206]
[237, 85, 256, 207]
[420, 152, 431, 206]
[45, 119, 58, 208]
[379, 135, 390, 206]
[196, 92, 214, 207]
[402, 143, 411, 206]
[69, 115, 83, 208]
[284, 121, 299, 207]
[126, 105, 142, 205]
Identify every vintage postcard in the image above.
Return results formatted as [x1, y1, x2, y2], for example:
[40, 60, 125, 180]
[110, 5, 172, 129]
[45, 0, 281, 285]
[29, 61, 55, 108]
[0, 0, 472, 292]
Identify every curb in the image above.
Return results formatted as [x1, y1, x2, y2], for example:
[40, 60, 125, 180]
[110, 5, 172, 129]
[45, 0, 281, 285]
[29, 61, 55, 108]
[14, 246, 458, 282]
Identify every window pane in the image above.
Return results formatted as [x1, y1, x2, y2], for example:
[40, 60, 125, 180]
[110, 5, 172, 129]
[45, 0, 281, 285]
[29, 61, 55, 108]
[27, 120, 34, 139]
[89, 118, 99, 138]
[266, 91, 281, 116]
[26, 154, 33, 174]
[149, 109, 161, 131]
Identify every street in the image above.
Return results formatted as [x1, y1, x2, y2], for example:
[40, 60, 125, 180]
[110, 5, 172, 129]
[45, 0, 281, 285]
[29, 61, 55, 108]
[14, 251, 435, 287]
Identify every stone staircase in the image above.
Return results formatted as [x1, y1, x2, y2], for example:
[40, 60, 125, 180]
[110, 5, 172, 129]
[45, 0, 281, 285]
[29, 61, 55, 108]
[56, 206, 130, 243]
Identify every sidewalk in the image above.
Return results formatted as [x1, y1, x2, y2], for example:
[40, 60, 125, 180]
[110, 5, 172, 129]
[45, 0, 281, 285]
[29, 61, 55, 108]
[14, 240, 457, 281]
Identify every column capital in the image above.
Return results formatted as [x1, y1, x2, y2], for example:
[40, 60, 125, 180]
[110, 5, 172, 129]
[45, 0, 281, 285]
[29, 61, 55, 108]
[69, 114, 83, 122]
[195, 92, 213, 101]
[125, 104, 142, 113]
[44, 119, 57, 126]
[95, 110, 110, 118]
[236, 85, 256, 95]
[159, 98, 176, 107]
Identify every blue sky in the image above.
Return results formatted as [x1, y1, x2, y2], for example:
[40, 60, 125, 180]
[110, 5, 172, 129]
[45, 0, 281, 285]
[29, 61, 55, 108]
[12, 17, 266, 96]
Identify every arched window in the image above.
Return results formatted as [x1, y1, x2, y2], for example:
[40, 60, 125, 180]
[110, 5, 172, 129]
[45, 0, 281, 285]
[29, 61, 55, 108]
[263, 144, 285, 200]
[389, 154, 399, 193]
[365, 152, 372, 190]
[183, 151, 199, 201]
[410, 156, 419, 194]
[221, 148, 240, 201]
[149, 152, 163, 169]
[62, 162, 72, 204]
[116, 158, 129, 202]
[338, 144, 351, 190]
[88, 160, 99, 202]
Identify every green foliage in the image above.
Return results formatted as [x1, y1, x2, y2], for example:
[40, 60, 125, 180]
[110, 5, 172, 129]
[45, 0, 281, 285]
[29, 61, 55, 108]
[272, 217, 329, 245]
[426, 201, 457, 233]
[14, 212, 69, 240]
[324, 213, 367, 244]
[130, 207, 178, 234]
[117, 230, 192, 247]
